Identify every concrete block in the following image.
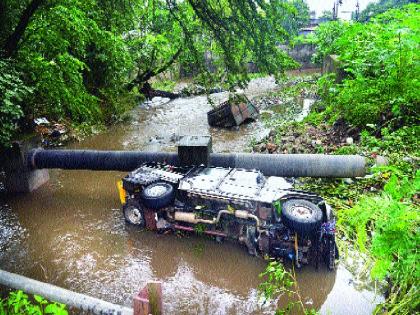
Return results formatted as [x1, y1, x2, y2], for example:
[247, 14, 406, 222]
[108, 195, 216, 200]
[177, 135, 212, 166]
[1, 141, 49, 193]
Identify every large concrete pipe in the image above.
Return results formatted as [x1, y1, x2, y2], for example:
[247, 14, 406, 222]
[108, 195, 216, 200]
[210, 153, 366, 178]
[28, 148, 179, 171]
[28, 149, 365, 178]
[0, 269, 133, 315]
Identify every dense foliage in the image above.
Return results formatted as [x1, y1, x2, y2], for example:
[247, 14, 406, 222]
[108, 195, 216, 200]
[0, 290, 68, 315]
[339, 168, 419, 314]
[314, 4, 419, 129]
[0, 59, 32, 146]
[255, 70, 419, 314]
[281, 0, 310, 36]
[358, 0, 418, 21]
[0, 0, 137, 147]
[0, 0, 309, 148]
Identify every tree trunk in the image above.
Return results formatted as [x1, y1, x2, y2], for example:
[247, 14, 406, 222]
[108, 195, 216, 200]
[2, 0, 44, 58]
[140, 82, 181, 100]
[127, 48, 182, 91]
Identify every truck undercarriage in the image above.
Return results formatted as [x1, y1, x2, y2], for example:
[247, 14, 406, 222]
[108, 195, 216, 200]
[119, 162, 338, 270]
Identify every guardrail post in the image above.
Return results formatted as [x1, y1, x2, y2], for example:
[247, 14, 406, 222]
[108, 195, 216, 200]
[133, 282, 163, 315]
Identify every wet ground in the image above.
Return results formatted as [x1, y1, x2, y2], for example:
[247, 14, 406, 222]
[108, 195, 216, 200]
[0, 76, 382, 314]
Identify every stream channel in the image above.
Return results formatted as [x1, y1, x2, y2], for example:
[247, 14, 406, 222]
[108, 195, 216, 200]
[0, 76, 383, 314]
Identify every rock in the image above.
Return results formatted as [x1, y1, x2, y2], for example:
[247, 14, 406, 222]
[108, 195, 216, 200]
[375, 155, 388, 166]
[283, 136, 295, 143]
[333, 117, 346, 129]
[346, 137, 354, 145]
[284, 144, 293, 153]
[169, 133, 181, 143]
[50, 130, 61, 138]
[254, 129, 271, 143]
[266, 142, 278, 153]
[315, 139, 322, 145]
[403, 157, 413, 163]
[254, 143, 266, 152]
[347, 127, 360, 138]
[343, 178, 354, 184]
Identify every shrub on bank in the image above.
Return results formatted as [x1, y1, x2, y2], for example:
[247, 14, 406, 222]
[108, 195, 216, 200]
[314, 4, 419, 129]
[0, 290, 67, 315]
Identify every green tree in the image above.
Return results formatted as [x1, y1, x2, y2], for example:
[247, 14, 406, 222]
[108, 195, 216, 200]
[0, 0, 300, 148]
[319, 10, 333, 22]
[315, 4, 420, 128]
[126, 0, 300, 95]
[358, 0, 417, 21]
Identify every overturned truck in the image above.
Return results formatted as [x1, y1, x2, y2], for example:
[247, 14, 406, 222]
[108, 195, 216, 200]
[119, 162, 338, 270]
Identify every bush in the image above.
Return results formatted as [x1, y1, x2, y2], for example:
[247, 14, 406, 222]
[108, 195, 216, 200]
[0, 59, 32, 148]
[0, 290, 68, 315]
[314, 4, 420, 128]
[311, 21, 348, 64]
[339, 169, 419, 314]
[16, 2, 134, 124]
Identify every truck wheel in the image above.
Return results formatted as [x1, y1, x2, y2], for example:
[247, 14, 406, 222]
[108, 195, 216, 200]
[141, 182, 175, 209]
[281, 199, 322, 236]
[123, 199, 145, 227]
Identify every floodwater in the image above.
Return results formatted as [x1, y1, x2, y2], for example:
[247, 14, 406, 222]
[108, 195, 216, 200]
[0, 76, 382, 314]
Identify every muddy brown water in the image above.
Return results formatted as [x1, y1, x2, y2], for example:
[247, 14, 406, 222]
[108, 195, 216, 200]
[1, 77, 382, 314]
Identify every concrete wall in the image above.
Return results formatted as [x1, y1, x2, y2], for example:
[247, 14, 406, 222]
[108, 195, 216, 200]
[279, 43, 318, 69]
[322, 54, 347, 83]
[179, 43, 318, 78]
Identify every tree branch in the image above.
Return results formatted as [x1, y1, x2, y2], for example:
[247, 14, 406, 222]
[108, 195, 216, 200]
[127, 47, 182, 91]
[2, 0, 45, 58]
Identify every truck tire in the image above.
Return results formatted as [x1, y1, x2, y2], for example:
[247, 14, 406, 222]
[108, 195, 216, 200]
[281, 199, 323, 236]
[141, 182, 175, 209]
[123, 199, 145, 227]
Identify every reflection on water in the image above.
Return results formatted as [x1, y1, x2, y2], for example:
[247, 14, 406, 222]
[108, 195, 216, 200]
[0, 77, 382, 314]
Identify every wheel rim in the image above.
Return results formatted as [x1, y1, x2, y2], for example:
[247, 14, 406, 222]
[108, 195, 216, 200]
[290, 205, 313, 220]
[146, 185, 167, 197]
[126, 206, 143, 225]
